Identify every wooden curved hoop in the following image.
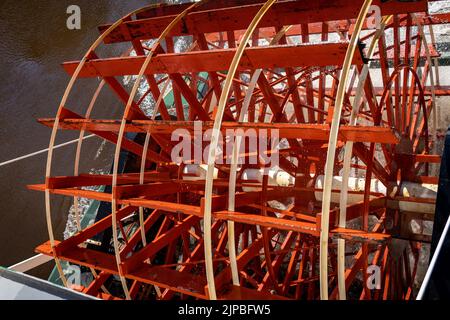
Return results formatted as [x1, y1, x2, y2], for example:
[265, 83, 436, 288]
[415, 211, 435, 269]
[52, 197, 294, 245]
[377, 64, 429, 141]
[203, 0, 277, 300]
[319, 0, 373, 300]
[226, 24, 292, 287]
[110, 0, 207, 300]
[410, 13, 437, 151]
[44, 3, 165, 287]
[337, 15, 392, 300]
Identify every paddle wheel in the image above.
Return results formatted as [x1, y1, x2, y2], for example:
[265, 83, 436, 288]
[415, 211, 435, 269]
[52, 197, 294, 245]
[29, 0, 450, 300]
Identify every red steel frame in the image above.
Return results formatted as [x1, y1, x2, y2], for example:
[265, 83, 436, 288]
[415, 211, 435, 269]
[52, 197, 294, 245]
[27, 0, 449, 300]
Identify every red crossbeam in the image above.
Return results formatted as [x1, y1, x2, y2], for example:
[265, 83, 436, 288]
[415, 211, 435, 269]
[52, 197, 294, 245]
[38, 118, 400, 144]
[62, 42, 362, 77]
[97, 0, 427, 43]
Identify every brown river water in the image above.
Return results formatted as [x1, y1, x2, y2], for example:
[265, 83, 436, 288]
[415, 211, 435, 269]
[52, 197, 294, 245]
[0, 0, 154, 278]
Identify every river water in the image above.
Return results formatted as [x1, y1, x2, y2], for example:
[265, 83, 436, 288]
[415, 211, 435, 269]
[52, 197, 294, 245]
[0, 0, 154, 277]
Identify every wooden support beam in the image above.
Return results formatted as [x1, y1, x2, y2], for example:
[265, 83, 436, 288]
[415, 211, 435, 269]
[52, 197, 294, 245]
[122, 215, 200, 273]
[113, 182, 182, 200]
[57, 108, 169, 163]
[170, 73, 211, 121]
[88, 52, 147, 121]
[203, 12, 450, 44]
[214, 211, 319, 236]
[36, 240, 208, 299]
[84, 271, 111, 296]
[55, 205, 138, 255]
[38, 118, 401, 144]
[202, 188, 296, 213]
[62, 42, 362, 77]
[214, 211, 390, 242]
[97, 0, 427, 43]
[46, 172, 170, 189]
